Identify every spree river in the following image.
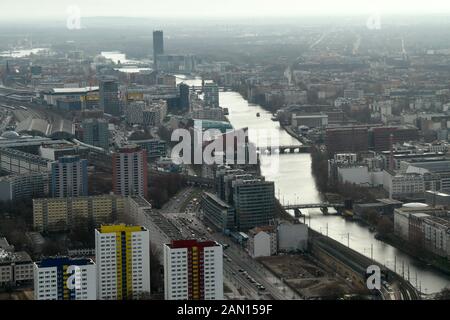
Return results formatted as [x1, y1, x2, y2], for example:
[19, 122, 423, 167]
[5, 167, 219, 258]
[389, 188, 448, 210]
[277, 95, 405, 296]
[176, 75, 450, 294]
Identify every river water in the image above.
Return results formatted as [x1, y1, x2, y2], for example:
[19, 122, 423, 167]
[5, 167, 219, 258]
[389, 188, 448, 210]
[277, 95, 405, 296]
[176, 75, 450, 294]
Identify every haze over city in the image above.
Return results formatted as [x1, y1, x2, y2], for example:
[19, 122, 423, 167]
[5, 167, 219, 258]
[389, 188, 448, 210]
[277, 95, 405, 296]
[3, 0, 450, 20]
[1, 0, 450, 313]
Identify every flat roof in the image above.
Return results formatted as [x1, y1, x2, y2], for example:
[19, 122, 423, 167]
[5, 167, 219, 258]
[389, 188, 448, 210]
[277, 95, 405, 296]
[50, 87, 99, 94]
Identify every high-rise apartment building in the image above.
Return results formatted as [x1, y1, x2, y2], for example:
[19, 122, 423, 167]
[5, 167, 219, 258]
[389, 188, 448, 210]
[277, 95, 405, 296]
[153, 30, 164, 70]
[49, 155, 88, 198]
[112, 145, 148, 198]
[82, 118, 109, 150]
[99, 78, 120, 116]
[163, 240, 223, 300]
[95, 224, 150, 300]
[33, 257, 96, 300]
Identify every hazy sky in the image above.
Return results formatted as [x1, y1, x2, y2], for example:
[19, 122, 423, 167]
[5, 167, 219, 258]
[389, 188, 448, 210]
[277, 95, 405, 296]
[2, 0, 450, 20]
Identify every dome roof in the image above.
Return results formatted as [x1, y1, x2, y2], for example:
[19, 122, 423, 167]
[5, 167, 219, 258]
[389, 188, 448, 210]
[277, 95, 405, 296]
[1, 131, 20, 139]
[402, 202, 428, 208]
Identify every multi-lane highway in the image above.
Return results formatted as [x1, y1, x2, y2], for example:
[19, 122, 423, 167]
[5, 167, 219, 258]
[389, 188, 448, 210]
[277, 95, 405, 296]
[160, 187, 300, 300]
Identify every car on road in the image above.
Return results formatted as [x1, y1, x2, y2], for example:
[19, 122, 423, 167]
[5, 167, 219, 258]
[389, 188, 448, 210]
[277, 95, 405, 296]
[238, 269, 244, 273]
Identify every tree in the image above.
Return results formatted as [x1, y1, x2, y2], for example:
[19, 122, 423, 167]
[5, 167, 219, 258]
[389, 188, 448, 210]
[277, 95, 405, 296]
[42, 241, 65, 257]
[377, 216, 393, 236]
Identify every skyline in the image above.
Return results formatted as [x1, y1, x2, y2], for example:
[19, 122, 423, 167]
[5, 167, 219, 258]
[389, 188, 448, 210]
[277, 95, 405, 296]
[3, 0, 450, 20]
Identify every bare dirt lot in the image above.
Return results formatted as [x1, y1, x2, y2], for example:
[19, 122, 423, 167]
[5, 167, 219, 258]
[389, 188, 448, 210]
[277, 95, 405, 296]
[258, 254, 355, 299]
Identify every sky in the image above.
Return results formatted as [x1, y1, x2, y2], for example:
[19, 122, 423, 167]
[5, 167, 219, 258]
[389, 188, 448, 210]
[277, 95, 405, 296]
[2, 0, 450, 20]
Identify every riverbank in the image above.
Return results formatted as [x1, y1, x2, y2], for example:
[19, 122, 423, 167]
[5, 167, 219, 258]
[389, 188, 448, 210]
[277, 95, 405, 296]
[377, 233, 450, 277]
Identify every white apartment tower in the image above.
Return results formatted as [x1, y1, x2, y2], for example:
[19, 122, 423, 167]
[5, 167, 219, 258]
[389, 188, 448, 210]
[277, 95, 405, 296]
[95, 224, 150, 300]
[33, 257, 96, 300]
[164, 240, 223, 300]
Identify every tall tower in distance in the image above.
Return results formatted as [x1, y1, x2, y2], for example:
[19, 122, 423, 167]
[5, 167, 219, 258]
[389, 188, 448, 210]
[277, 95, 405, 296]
[153, 30, 164, 71]
[99, 78, 120, 116]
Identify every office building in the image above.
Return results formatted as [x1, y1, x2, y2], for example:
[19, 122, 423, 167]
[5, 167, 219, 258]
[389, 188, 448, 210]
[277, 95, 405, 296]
[153, 30, 164, 70]
[163, 240, 223, 300]
[99, 78, 120, 116]
[95, 224, 150, 300]
[33, 195, 125, 232]
[131, 139, 167, 159]
[33, 257, 96, 300]
[49, 155, 88, 198]
[126, 101, 146, 125]
[325, 126, 369, 157]
[233, 177, 275, 231]
[370, 126, 420, 152]
[203, 81, 219, 108]
[178, 83, 190, 111]
[82, 118, 109, 150]
[201, 192, 235, 231]
[112, 145, 148, 198]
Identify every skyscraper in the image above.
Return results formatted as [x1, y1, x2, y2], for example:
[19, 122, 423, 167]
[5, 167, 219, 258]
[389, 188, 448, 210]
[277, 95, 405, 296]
[50, 155, 88, 198]
[95, 224, 150, 300]
[82, 118, 109, 150]
[99, 78, 120, 116]
[33, 257, 96, 300]
[112, 145, 148, 198]
[153, 30, 164, 70]
[163, 240, 223, 300]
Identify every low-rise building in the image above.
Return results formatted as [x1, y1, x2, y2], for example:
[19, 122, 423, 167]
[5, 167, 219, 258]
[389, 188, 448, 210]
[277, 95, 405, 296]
[0, 238, 33, 288]
[277, 222, 308, 252]
[383, 170, 425, 199]
[247, 226, 277, 258]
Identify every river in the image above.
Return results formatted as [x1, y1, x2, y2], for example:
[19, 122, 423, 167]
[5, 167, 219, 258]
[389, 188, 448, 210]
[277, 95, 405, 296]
[176, 75, 450, 294]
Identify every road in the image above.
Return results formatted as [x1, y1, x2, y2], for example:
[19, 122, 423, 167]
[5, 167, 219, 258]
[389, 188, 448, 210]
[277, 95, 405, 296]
[159, 187, 301, 300]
